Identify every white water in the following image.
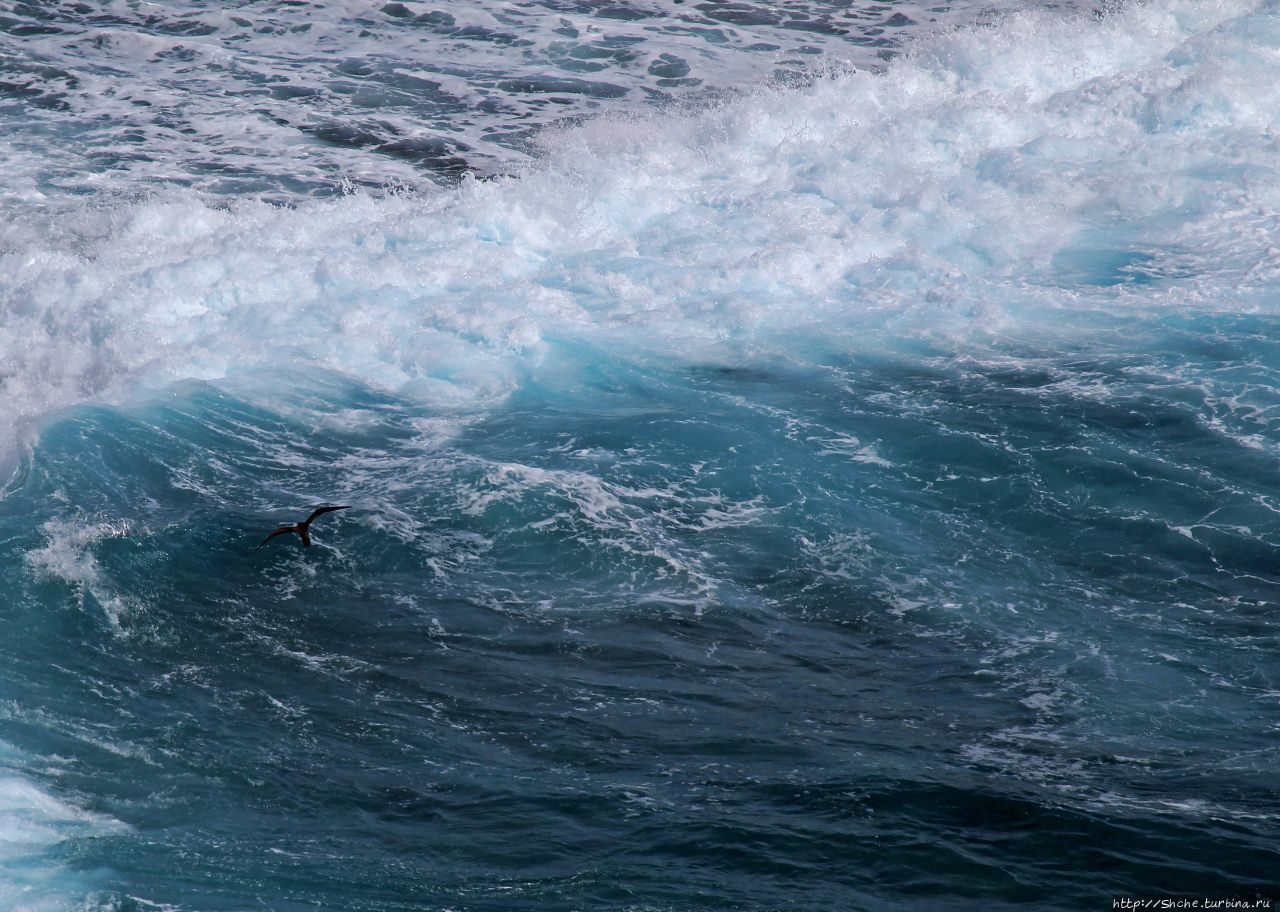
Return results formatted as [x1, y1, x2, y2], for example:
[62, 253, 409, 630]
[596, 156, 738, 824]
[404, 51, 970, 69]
[0, 743, 124, 912]
[0, 0, 985, 200]
[3, 1, 1276, 466]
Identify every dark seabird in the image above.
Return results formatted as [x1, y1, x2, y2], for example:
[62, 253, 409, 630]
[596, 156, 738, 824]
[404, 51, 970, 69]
[256, 505, 351, 549]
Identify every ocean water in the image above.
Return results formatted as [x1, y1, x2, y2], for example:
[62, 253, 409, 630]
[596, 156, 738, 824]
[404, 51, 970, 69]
[2, 0, 1280, 909]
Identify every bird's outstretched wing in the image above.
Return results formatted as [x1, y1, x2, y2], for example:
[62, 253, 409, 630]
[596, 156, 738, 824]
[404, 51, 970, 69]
[256, 526, 297, 549]
[304, 505, 351, 525]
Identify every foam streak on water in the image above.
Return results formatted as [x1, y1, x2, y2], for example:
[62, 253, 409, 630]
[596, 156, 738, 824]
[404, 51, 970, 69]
[2, 0, 1280, 908]
[0, 0, 1007, 202]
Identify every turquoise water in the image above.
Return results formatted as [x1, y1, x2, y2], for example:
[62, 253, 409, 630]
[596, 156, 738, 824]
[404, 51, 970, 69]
[5, 323, 1279, 908]
[3, 0, 1280, 908]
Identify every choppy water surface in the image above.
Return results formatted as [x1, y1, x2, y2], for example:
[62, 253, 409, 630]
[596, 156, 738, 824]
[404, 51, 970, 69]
[1, 0, 1005, 200]
[2, 0, 1279, 909]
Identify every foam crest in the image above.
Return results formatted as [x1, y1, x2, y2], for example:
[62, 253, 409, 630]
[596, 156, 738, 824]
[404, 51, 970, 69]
[0, 746, 124, 911]
[2, 0, 1276, 462]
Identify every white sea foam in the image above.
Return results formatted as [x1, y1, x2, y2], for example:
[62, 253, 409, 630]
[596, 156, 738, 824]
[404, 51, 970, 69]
[2, 0, 1277, 465]
[0, 745, 124, 912]
[0, 0, 1008, 202]
[24, 519, 136, 631]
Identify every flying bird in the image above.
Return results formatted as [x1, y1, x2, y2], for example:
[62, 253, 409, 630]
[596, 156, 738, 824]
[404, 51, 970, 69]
[256, 505, 351, 550]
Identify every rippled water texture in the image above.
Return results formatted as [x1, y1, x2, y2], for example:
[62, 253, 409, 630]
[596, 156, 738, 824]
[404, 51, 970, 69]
[0, 0, 1005, 199]
[2, 0, 1279, 909]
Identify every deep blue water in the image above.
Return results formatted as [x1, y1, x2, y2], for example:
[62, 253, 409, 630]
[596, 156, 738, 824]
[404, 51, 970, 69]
[3, 1, 1280, 909]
